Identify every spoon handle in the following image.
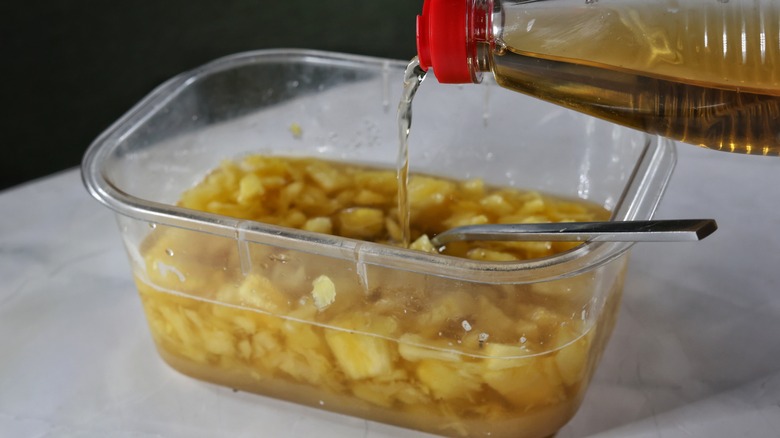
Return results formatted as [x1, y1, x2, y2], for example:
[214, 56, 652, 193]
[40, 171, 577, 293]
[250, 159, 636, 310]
[430, 219, 717, 247]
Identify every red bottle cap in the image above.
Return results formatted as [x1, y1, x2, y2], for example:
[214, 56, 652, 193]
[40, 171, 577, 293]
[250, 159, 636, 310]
[416, 0, 473, 83]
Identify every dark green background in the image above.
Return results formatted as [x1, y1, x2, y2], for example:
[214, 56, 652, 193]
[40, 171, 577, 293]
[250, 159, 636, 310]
[1, 1, 420, 191]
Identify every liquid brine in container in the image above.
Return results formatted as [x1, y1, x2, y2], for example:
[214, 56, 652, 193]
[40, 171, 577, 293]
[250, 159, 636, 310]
[417, 0, 780, 155]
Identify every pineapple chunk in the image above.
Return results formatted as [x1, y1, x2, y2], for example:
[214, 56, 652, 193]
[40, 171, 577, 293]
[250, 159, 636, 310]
[354, 170, 397, 195]
[310, 275, 336, 311]
[531, 274, 591, 297]
[352, 378, 430, 408]
[408, 176, 455, 210]
[306, 161, 347, 193]
[230, 315, 257, 334]
[483, 358, 565, 408]
[337, 207, 384, 239]
[325, 329, 395, 380]
[482, 342, 534, 370]
[417, 290, 473, 328]
[302, 217, 333, 234]
[398, 334, 462, 363]
[203, 329, 235, 356]
[553, 327, 590, 387]
[237, 172, 265, 205]
[516, 196, 545, 216]
[385, 217, 403, 242]
[460, 178, 485, 197]
[409, 234, 436, 253]
[237, 339, 252, 360]
[354, 189, 386, 206]
[252, 331, 281, 357]
[480, 193, 515, 216]
[443, 212, 490, 228]
[351, 381, 396, 408]
[231, 273, 290, 313]
[416, 360, 481, 401]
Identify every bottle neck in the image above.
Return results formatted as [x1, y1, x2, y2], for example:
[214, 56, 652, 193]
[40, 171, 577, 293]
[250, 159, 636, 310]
[416, 0, 496, 84]
[469, 0, 495, 81]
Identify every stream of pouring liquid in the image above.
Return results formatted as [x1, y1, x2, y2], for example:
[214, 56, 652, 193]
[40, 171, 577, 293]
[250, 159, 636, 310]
[396, 57, 427, 248]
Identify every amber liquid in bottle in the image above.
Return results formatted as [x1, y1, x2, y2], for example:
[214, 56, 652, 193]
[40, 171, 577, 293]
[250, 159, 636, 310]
[492, 0, 780, 155]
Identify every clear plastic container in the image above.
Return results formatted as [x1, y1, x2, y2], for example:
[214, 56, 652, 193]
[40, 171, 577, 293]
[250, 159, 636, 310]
[82, 50, 676, 438]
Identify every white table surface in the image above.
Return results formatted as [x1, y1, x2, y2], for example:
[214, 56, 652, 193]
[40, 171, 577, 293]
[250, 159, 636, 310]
[1, 145, 779, 438]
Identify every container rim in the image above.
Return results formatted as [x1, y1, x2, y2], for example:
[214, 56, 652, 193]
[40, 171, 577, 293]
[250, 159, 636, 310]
[81, 49, 677, 284]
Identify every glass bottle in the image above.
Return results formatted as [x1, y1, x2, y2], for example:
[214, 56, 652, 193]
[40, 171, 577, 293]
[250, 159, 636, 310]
[416, 0, 780, 155]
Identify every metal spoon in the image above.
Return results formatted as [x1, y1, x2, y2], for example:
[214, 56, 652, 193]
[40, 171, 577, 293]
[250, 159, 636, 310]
[430, 219, 717, 247]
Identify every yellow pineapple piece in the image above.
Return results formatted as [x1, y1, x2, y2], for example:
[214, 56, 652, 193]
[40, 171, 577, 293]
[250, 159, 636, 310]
[202, 328, 235, 356]
[475, 295, 516, 334]
[181, 308, 205, 330]
[277, 347, 332, 387]
[516, 196, 545, 216]
[325, 327, 395, 380]
[277, 318, 340, 389]
[237, 172, 265, 205]
[527, 305, 568, 331]
[310, 275, 336, 311]
[482, 342, 534, 370]
[531, 274, 591, 298]
[398, 334, 463, 363]
[416, 359, 481, 401]
[237, 339, 252, 360]
[230, 314, 257, 334]
[306, 161, 348, 194]
[354, 170, 396, 196]
[210, 294, 284, 333]
[230, 273, 290, 313]
[460, 178, 485, 197]
[482, 358, 565, 408]
[385, 217, 403, 242]
[443, 212, 489, 228]
[408, 176, 455, 221]
[337, 207, 385, 239]
[158, 304, 198, 346]
[409, 234, 436, 253]
[416, 290, 473, 329]
[553, 326, 591, 387]
[351, 381, 396, 408]
[302, 217, 333, 234]
[480, 193, 515, 216]
[251, 330, 285, 373]
[353, 189, 387, 206]
[279, 181, 305, 212]
[351, 378, 430, 408]
[284, 209, 307, 228]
